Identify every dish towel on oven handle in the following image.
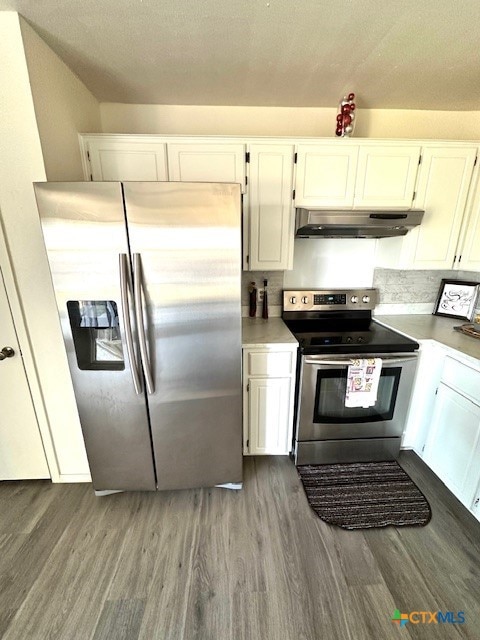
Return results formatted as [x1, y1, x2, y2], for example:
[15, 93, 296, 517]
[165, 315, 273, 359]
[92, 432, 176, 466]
[345, 358, 382, 408]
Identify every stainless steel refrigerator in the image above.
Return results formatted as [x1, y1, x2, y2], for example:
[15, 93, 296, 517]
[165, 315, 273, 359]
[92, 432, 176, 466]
[34, 181, 242, 492]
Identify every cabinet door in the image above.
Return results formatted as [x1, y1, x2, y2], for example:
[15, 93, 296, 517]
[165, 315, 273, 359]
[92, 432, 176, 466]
[248, 377, 292, 455]
[471, 479, 480, 521]
[85, 137, 168, 181]
[402, 342, 445, 453]
[457, 165, 480, 271]
[423, 382, 480, 508]
[295, 144, 359, 207]
[248, 144, 294, 271]
[167, 143, 246, 193]
[354, 145, 421, 209]
[409, 147, 477, 269]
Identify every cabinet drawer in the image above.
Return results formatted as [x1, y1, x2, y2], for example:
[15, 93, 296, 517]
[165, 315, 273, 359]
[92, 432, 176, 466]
[442, 357, 480, 404]
[247, 351, 294, 376]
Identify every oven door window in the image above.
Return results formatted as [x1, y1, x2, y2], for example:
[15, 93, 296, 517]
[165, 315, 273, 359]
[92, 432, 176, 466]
[313, 367, 401, 423]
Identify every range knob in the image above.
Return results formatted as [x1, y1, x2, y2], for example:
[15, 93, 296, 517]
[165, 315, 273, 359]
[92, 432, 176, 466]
[290, 296, 297, 304]
[350, 295, 358, 303]
[346, 336, 353, 343]
[301, 296, 308, 304]
[362, 295, 370, 303]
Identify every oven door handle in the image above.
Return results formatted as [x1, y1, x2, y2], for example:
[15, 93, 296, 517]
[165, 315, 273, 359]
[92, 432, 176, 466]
[303, 356, 417, 366]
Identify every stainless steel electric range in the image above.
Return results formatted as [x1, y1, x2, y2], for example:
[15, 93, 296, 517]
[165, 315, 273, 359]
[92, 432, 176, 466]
[282, 289, 419, 465]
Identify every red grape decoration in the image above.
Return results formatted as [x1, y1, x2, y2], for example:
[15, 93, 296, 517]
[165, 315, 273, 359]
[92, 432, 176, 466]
[335, 93, 356, 137]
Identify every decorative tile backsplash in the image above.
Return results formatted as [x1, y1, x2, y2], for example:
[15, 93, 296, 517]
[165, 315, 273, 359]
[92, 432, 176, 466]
[373, 269, 453, 304]
[241, 271, 284, 306]
[241, 271, 284, 316]
[373, 268, 480, 314]
[240, 268, 480, 317]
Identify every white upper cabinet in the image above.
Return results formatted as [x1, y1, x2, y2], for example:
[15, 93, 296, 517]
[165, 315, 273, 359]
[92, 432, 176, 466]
[80, 136, 246, 190]
[353, 144, 421, 209]
[82, 136, 168, 181]
[167, 143, 246, 193]
[295, 143, 420, 209]
[375, 145, 478, 269]
[247, 144, 295, 271]
[456, 165, 480, 271]
[79, 135, 480, 272]
[295, 144, 359, 207]
[412, 147, 477, 269]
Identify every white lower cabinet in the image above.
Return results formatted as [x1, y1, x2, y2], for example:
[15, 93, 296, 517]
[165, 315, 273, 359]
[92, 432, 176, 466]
[472, 480, 480, 518]
[243, 346, 297, 455]
[402, 341, 446, 453]
[247, 378, 292, 454]
[424, 383, 480, 507]
[422, 356, 480, 518]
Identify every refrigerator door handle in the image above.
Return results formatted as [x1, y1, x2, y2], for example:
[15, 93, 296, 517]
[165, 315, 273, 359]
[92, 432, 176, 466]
[133, 253, 155, 395]
[119, 253, 143, 395]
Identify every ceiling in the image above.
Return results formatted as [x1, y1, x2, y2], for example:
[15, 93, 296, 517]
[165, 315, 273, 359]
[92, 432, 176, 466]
[2, 0, 480, 110]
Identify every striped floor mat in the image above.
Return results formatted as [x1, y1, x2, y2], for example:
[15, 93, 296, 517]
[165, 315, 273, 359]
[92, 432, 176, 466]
[297, 460, 432, 530]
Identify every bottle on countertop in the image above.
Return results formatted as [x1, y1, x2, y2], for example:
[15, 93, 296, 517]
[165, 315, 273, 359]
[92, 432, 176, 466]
[262, 278, 269, 319]
[248, 281, 257, 317]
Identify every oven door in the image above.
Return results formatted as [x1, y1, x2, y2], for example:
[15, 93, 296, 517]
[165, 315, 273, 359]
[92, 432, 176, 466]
[297, 353, 418, 442]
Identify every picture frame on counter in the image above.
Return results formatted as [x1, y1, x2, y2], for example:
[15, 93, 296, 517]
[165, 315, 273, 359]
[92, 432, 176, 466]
[433, 279, 480, 320]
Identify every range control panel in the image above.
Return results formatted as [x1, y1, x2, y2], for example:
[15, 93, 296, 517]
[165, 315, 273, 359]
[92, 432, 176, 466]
[283, 289, 378, 312]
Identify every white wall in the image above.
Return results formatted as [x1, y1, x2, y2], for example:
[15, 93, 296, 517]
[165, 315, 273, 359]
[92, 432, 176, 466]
[100, 103, 480, 140]
[359, 110, 480, 140]
[20, 20, 102, 180]
[0, 12, 90, 479]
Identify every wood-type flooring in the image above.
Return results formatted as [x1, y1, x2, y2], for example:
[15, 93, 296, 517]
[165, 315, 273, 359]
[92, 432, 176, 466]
[0, 451, 479, 640]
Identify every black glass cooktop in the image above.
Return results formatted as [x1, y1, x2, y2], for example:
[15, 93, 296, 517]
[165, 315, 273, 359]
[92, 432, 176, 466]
[284, 319, 419, 354]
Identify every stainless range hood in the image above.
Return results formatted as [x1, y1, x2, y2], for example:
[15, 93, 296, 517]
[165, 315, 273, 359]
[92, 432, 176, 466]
[295, 208, 424, 238]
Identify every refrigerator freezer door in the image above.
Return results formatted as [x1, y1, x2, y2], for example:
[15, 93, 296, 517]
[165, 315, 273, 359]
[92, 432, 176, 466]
[34, 182, 156, 491]
[123, 182, 243, 490]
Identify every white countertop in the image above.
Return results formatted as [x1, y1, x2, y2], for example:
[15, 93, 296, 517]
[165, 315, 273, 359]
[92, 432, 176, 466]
[242, 318, 298, 348]
[374, 314, 480, 364]
[242, 314, 480, 362]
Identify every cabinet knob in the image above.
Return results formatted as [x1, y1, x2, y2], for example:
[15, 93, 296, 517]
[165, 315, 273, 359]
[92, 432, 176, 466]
[0, 346, 15, 361]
